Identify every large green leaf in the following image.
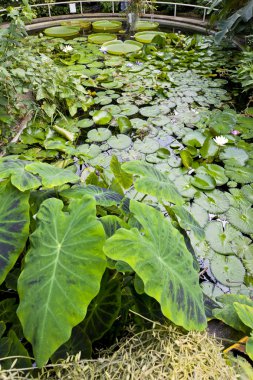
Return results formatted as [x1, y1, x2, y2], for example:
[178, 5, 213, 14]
[0, 181, 30, 285]
[104, 200, 206, 331]
[17, 197, 106, 367]
[0, 158, 41, 191]
[213, 294, 253, 334]
[82, 271, 121, 342]
[25, 162, 79, 188]
[110, 155, 133, 189]
[60, 185, 123, 207]
[172, 205, 205, 241]
[233, 303, 253, 330]
[122, 161, 183, 205]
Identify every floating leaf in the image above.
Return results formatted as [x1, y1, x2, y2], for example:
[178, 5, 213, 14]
[139, 106, 160, 117]
[17, 197, 106, 367]
[0, 181, 30, 285]
[102, 40, 143, 55]
[200, 137, 219, 158]
[61, 185, 123, 207]
[87, 128, 112, 142]
[225, 166, 253, 184]
[191, 173, 216, 190]
[134, 31, 166, 43]
[135, 21, 159, 31]
[104, 200, 206, 330]
[107, 134, 132, 150]
[226, 207, 253, 234]
[134, 137, 160, 154]
[210, 255, 245, 288]
[88, 33, 117, 44]
[44, 26, 80, 37]
[205, 222, 241, 255]
[220, 147, 249, 167]
[194, 190, 230, 214]
[119, 103, 139, 116]
[117, 116, 132, 134]
[122, 160, 183, 205]
[197, 164, 228, 186]
[92, 110, 112, 125]
[92, 20, 122, 33]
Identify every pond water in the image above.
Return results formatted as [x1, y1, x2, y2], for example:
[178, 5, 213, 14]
[13, 22, 253, 303]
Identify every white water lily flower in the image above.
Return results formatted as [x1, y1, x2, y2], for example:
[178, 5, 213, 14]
[99, 46, 107, 53]
[213, 135, 228, 146]
[62, 45, 73, 53]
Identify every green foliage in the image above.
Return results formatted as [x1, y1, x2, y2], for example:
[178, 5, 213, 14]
[0, 156, 207, 369]
[213, 294, 253, 360]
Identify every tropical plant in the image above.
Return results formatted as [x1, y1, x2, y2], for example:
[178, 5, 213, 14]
[207, 0, 253, 42]
[0, 156, 208, 369]
[213, 294, 253, 361]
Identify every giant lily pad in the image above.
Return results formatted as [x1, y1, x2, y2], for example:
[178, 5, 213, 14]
[88, 33, 117, 45]
[191, 173, 216, 191]
[61, 20, 91, 31]
[134, 31, 166, 43]
[135, 21, 159, 31]
[44, 26, 80, 38]
[92, 20, 122, 33]
[102, 40, 143, 55]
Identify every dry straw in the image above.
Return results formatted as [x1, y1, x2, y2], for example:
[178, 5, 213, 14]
[0, 322, 238, 380]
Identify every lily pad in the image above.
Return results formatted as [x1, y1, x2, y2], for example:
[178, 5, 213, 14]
[191, 173, 216, 190]
[134, 31, 166, 44]
[134, 137, 159, 154]
[205, 222, 241, 255]
[107, 135, 132, 150]
[226, 207, 253, 234]
[135, 21, 159, 31]
[92, 20, 122, 33]
[102, 40, 143, 55]
[225, 166, 253, 184]
[44, 26, 80, 38]
[220, 147, 249, 167]
[92, 110, 112, 125]
[210, 255, 245, 287]
[88, 33, 117, 45]
[87, 128, 112, 142]
[196, 164, 228, 186]
[61, 20, 91, 31]
[194, 190, 230, 214]
[139, 106, 160, 117]
[119, 103, 139, 116]
[77, 119, 94, 129]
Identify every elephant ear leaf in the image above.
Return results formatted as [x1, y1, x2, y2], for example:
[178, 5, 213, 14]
[104, 200, 206, 331]
[25, 162, 79, 188]
[0, 181, 30, 285]
[122, 160, 183, 205]
[17, 196, 106, 368]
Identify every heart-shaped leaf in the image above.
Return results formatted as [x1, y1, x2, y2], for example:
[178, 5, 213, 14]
[122, 160, 183, 205]
[0, 181, 30, 285]
[104, 200, 206, 331]
[17, 197, 106, 367]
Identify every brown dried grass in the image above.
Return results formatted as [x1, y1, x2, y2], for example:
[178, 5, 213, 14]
[0, 324, 238, 380]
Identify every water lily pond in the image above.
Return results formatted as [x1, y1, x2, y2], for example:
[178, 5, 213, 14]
[5, 23, 253, 301]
